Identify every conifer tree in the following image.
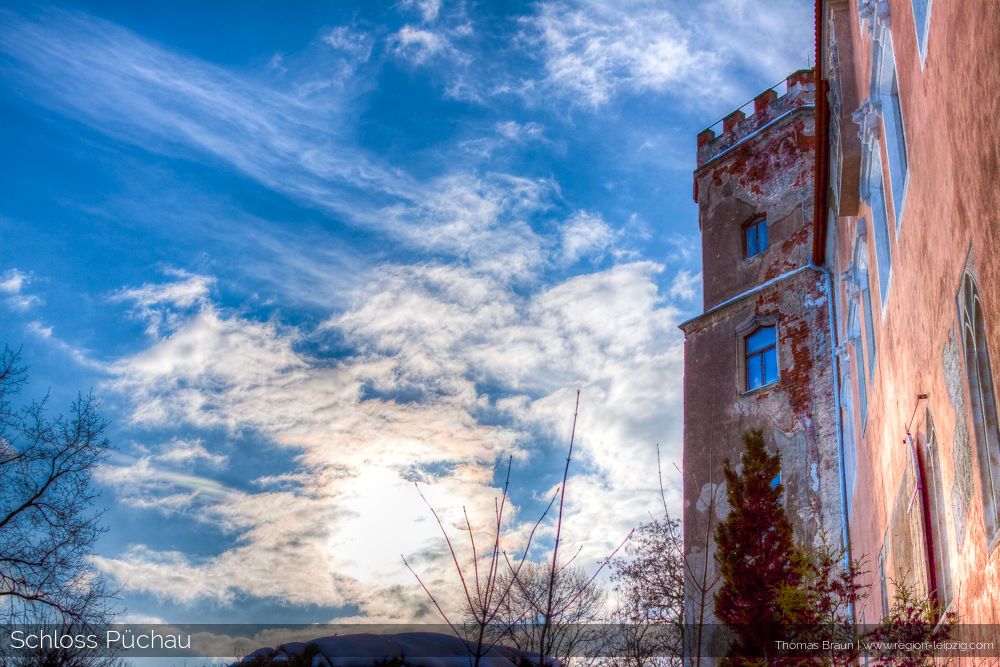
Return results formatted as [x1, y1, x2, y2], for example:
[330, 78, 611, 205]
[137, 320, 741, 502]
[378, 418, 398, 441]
[714, 429, 801, 664]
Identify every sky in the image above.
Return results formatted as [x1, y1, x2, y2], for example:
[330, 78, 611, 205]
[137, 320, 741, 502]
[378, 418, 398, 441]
[0, 0, 813, 625]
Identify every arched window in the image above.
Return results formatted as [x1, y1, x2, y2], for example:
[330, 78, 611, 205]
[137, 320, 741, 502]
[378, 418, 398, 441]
[958, 270, 1000, 540]
[745, 325, 778, 391]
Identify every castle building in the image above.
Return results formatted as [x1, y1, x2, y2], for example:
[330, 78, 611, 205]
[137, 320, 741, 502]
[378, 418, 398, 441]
[682, 0, 1000, 649]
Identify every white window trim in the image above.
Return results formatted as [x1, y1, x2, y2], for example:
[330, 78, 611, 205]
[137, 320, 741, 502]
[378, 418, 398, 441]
[736, 316, 780, 395]
[871, 33, 910, 232]
[912, 0, 933, 68]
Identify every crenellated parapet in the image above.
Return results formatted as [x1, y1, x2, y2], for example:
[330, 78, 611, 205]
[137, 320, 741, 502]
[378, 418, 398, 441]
[696, 69, 816, 168]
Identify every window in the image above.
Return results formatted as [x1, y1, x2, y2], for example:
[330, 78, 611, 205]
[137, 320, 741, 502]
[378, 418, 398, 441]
[745, 218, 768, 258]
[875, 36, 909, 226]
[958, 270, 1000, 540]
[866, 153, 893, 306]
[920, 413, 953, 612]
[911, 0, 932, 61]
[856, 342, 869, 428]
[745, 325, 778, 390]
[853, 234, 878, 379]
[840, 386, 857, 517]
[848, 300, 869, 427]
[862, 283, 877, 379]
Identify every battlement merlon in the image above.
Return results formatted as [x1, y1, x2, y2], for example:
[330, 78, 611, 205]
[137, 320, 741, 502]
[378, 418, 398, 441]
[695, 69, 816, 169]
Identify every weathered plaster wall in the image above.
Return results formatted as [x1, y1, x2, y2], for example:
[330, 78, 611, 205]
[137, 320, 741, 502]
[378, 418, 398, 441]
[695, 72, 818, 311]
[824, 0, 1000, 633]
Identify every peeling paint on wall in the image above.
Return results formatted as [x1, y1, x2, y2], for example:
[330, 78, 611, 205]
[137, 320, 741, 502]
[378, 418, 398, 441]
[943, 325, 974, 550]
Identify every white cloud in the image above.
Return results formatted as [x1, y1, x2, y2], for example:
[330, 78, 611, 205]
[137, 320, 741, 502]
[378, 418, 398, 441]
[495, 120, 544, 142]
[110, 270, 214, 335]
[323, 26, 375, 63]
[458, 121, 547, 159]
[96, 262, 685, 617]
[0, 268, 40, 311]
[521, 0, 714, 107]
[558, 211, 618, 264]
[156, 437, 229, 467]
[520, 0, 813, 108]
[668, 269, 701, 301]
[388, 25, 449, 65]
[399, 0, 443, 23]
[381, 173, 554, 280]
[0, 9, 423, 227]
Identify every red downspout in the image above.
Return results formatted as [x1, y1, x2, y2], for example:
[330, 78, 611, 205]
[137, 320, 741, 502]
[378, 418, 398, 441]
[812, 0, 830, 266]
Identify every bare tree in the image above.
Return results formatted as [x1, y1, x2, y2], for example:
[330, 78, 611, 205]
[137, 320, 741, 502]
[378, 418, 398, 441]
[507, 391, 632, 667]
[486, 562, 606, 664]
[0, 346, 119, 645]
[606, 446, 685, 667]
[677, 452, 723, 667]
[403, 456, 555, 667]
[407, 391, 631, 667]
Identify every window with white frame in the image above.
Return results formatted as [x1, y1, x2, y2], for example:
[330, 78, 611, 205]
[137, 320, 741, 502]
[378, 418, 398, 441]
[958, 269, 1000, 541]
[854, 233, 878, 379]
[874, 34, 909, 226]
[865, 152, 893, 307]
[849, 300, 869, 428]
[745, 325, 778, 391]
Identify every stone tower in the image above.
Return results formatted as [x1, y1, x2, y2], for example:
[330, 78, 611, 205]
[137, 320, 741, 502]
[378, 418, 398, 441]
[680, 69, 845, 645]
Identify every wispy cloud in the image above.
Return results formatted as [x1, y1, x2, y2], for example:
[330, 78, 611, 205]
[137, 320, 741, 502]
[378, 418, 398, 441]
[388, 25, 452, 65]
[110, 269, 214, 335]
[0, 8, 420, 223]
[668, 269, 701, 302]
[0, 268, 40, 311]
[517, 0, 812, 108]
[323, 26, 376, 63]
[523, 0, 719, 107]
[399, 0, 443, 23]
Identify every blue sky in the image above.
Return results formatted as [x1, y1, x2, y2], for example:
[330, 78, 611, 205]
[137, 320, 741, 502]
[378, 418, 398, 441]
[0, 0, 812, 624]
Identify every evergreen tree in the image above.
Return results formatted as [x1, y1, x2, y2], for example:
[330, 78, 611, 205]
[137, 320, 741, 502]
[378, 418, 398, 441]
[714, 429, 801, 665]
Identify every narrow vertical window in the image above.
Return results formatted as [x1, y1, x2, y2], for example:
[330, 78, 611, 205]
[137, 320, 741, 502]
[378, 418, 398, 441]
[849, 300, 869, 428]
[745, 325, 778, 390]
[862, 284, 877, 380]
[744, 218, 768, 258]
[856, 342, 869, 428]
[959, 271, 1000, 540]
[876, 36, 909, 226]
[868, 154, 893, 306]
[920, 413, 953, 612]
